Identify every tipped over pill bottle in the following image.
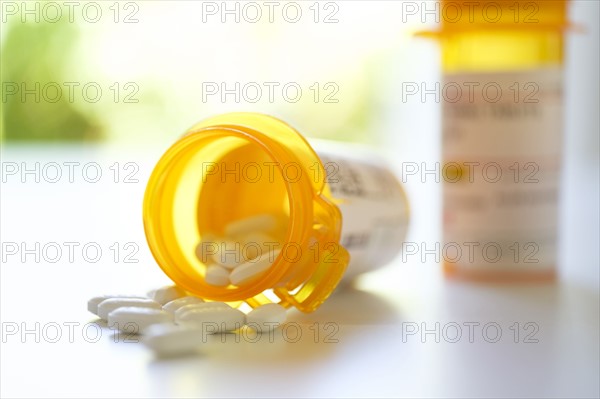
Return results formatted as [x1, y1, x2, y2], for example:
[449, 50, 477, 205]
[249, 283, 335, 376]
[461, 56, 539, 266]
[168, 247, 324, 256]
[143, 113, 409, 312]
[420, 0, 570, 280]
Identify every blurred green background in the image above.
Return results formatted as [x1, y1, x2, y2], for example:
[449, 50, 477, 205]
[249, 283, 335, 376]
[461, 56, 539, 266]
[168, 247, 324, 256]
[1, 17, 102, 141]
[1, 1, 420, 144]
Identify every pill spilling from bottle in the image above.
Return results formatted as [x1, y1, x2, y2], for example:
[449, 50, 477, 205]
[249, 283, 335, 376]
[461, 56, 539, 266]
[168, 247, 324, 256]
[142, 112, 409, 313]
[88, 285, 288, 357]
[87, 113, 411, 357]
[195, 214, 284, 288]
[88, 214, 294, 356]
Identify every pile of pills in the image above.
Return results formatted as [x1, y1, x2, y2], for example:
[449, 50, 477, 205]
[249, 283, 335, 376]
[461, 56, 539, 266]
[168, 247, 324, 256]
[88, 215, 291, 356]
[88, 285, 287, 357]
[196, 214, 283, 287]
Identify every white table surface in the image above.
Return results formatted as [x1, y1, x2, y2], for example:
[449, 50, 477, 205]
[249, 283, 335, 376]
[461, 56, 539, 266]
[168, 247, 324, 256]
[1, 145, 598, 398]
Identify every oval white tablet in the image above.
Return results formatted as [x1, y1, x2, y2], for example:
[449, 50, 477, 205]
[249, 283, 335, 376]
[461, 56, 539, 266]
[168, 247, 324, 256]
[174, 302, 231, 320]
[87, 295, 145, 316]
[229, 250, 280, 286]
[163, 296, 205, 315]
[240, 232, 278, 260]
[205, 264, 230, 286]
[195, 234, 218, 264]
[97, 298, 161, 320]
[142, 324, 206, 357]
[148, 285, 187, 305]
[246, 303, 287, 332]
[210, 241, 242, 269]
[176, 307, 246, 333]
[107, 307, 173, 333]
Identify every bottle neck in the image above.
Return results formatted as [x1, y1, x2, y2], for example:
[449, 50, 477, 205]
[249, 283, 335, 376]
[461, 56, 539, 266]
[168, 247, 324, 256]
[440, 30, 564, 73]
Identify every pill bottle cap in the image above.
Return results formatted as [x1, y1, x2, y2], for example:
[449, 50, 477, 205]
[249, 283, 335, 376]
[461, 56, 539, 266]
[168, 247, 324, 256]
[143, 113, 350, 313]
[417, 0, 571, 36]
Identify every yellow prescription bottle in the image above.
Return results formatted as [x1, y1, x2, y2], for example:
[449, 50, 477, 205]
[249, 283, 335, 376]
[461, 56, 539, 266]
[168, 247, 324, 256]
[420, 0, 570, 279]
[143, 113, 409, 312]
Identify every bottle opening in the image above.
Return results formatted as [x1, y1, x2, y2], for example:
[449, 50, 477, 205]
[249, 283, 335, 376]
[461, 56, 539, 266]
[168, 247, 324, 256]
[144, 113, 351, 312]
[144, 127, 297, 300]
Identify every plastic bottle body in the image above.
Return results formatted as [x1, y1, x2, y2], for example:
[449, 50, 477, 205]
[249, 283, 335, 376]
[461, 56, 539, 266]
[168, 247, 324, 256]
[312, 141, 409, 281]
[143, 113, 408, 312]
[431, 1, 568, 279]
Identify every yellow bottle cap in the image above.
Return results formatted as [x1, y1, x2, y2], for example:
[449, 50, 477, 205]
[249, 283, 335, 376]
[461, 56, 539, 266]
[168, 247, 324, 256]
[417, 0, 571, 37]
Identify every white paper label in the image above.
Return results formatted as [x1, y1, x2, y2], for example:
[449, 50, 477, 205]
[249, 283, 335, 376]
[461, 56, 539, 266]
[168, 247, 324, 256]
[314, 144, 409, 279]
[442, 68, 563, 271]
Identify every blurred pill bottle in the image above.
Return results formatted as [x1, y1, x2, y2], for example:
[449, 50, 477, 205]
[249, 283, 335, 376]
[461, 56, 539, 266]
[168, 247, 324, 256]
[420, 0, 570, 279]
[143, 113, 409, 312]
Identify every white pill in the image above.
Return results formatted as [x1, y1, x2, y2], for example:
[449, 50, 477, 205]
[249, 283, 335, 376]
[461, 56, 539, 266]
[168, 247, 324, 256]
[205, 264, 230, 286]
[246, 303, 287, 332]
[176, 307, 246, 332]
[240, 232, 278, 260]
[174, 302, 231, 320]
[225, 214, 277, 237]
[97, 298, 161, 320]
[163, 296, 205, 315]
[142, 324, 206, 357]
[87, 295, 145, 316]
[108, 307, 173, 333]
[195, 234, 217, 263]
[148, 285, 187, 305]
[230, 250, 280, 286]
[210, 241, 242, 269]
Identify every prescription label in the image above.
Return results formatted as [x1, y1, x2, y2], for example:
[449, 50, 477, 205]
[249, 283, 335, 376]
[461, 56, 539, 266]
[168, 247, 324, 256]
[317, 148, 409, 279]
[442, 67, 563, 271]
